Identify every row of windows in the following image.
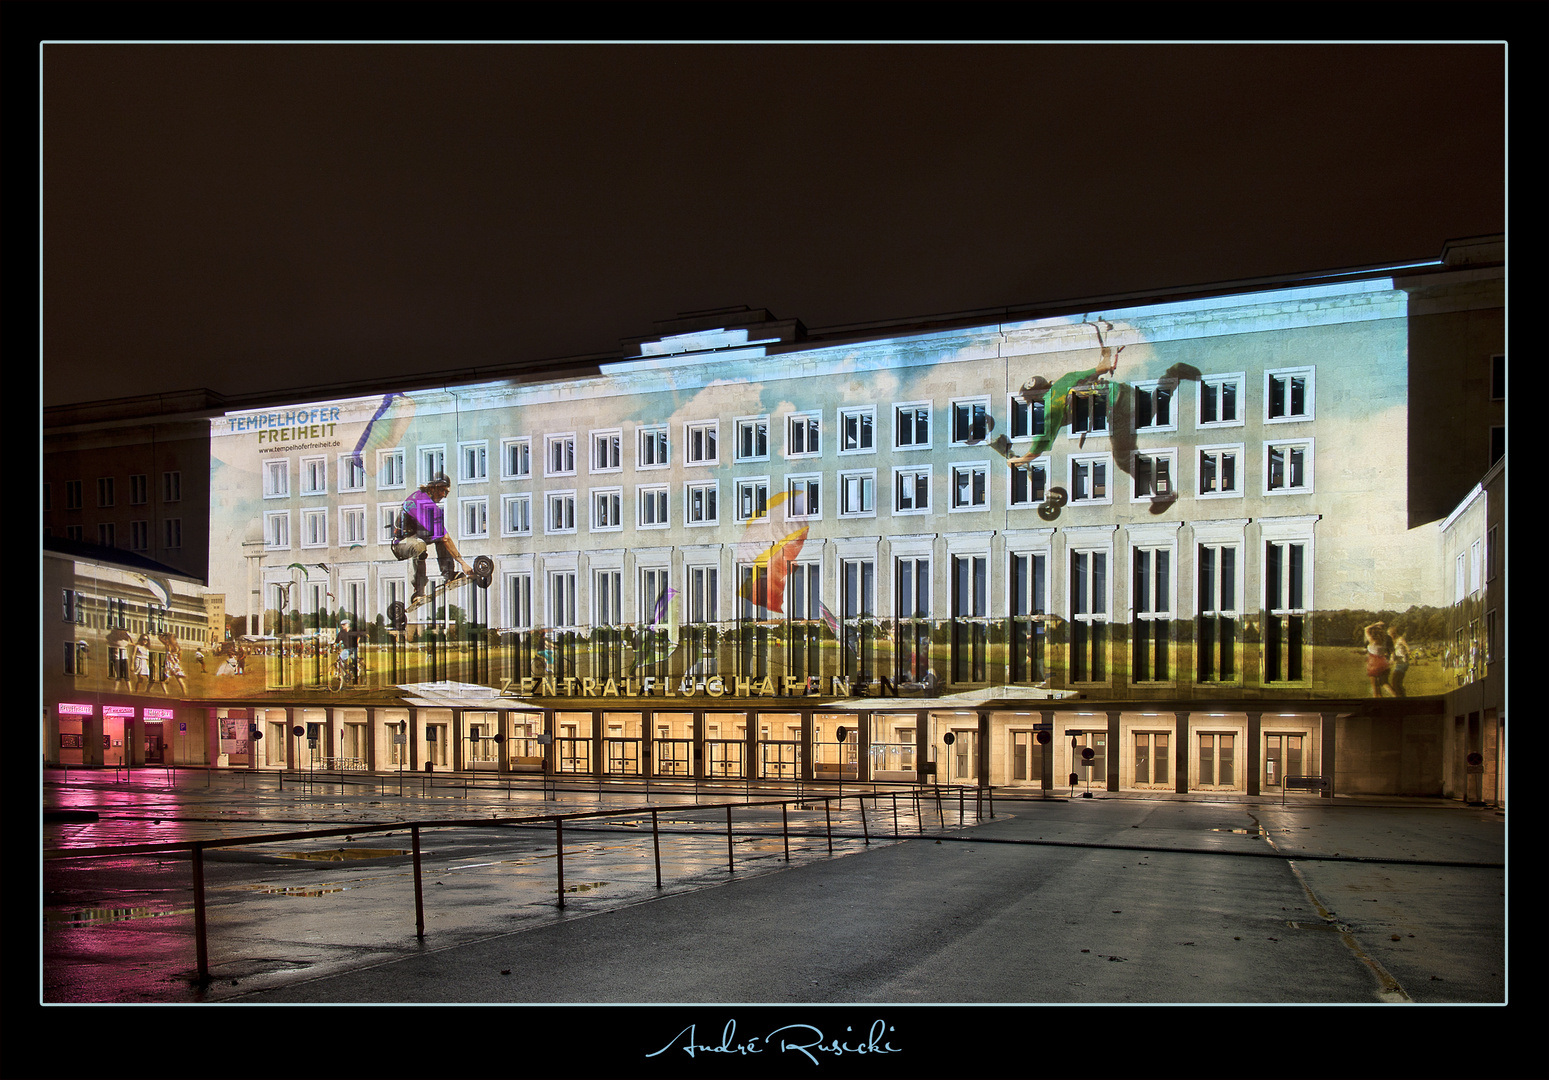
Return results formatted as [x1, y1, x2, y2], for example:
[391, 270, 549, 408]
[257, 370, 1313, 497]
[46, 473, 183, 512]
[52, 520, 183, 549]
[262, 442, 1313, 549]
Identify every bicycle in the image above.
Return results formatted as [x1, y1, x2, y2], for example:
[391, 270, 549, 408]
[328, 648, 359, 692]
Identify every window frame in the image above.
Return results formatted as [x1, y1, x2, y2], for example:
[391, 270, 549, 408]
[1196, 372, 1246, 429]
[545, 434, 578, 478]
[1264, 366, 1315, 423]
[1130, 448, 1178, 502]
[637, 483, 670, 530]
[458, 441, 490, 484]
[684, 420, 720, 466]
[685, 480, 720, 526]
[590, 486, 624, 532]
[785, 412, 821, 458]
[545, 490, 578, 535]
[892, 465, 932, 516]
[1068, 452, 1114, 505]
[949, 397, 992, 446]
[734, 415, 770, 463]
[838, 405, 877, 455]
[1263, 438, 1314, 495]
[785, 473, 822, 521]
[949, 461, 990, 513]
[636, 425, 670, 470]
[1008, 456, 1050, 508]
[501, 437, 532, 480]
[299, 507, 327, 549]
[893, 401, 933, 451]
[838, 467, 877, 518]
[458, 496, 489, 540]
[734, 476, 771, 524]
[501, 492, 533, 537]
[589, 429, 623, 474]
[378, 448, 406, 490]
[1196, 443, 1245, 500]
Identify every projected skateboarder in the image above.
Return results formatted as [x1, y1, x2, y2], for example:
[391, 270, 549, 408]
[391, 474, 474, 601]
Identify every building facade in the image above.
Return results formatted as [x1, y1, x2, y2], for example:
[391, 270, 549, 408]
[42, 245, 1505, 800]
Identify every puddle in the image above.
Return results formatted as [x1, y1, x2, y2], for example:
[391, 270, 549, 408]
[1210, 828, 1264, 837]
[273, 848, 407, 862]
[45, 906, 189, 929]
[562, 881, 608, 893]
[250, 884, 352, 896]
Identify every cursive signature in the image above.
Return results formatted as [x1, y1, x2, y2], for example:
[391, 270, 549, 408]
[645, 1019, 901, 1065]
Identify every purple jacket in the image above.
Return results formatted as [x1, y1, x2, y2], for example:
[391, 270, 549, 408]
[402, 490, 447, 541]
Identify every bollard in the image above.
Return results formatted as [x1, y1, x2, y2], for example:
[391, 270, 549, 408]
[412, 826, 425, 938]
[824, 799, 833, 855]
[726, 805, 735, 873]
[192, 844, 210, 984]
[892, 792, 899, 839]
[555, 817, 566, 907]
[782, 803, 790, 861]
[859, 794, 869, 845]
[651, 809, 663, 888]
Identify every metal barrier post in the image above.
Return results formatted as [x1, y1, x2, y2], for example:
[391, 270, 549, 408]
[916, 789, 925, 835]
[192, 843, 210, 984]
[824, 799, 833, 855]
[726, 805, 734, 873]
[651, 809, 663, 888]
[412, 826, 425, 938]
[959, 787, 964, 825]
[555, 817, 566, 907]
[858, 794, 869, 845]
[782, 803, 790, 861]
[892, 792, 899, 839]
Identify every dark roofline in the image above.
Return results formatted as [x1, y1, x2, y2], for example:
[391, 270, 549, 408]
[43, 535, 207, 586]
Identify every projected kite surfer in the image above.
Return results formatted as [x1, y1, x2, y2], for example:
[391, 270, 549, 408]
[391, 473, 475, 601]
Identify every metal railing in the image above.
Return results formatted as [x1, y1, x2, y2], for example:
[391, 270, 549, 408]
[45, 784, 992, 986]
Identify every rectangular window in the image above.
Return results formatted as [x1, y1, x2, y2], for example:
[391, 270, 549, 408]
[163, 518, 182, 549]
[379, 449, 406, 489]
[460, 442, 489, 482]
[950, 399, 990, 444]
[1071, 455, 1111, 503]
[1197, 543, 1238, 682]
[340, 454, 367, 492]
[1069, 389, 1108, 435]
[686, 481, 719, 525]
[1264, 540, 1307, 682]
[1134, 732, 1171, 786]
[163, 471, 181, 502]
[264, 460, 290, 498]
[265, 511, 291, 549]
[460, 498, 489, 539]
[895, 556, 931, 682]
[1131, 546, 1172, 683]
[1265, 440, 1313, 493]
[638, 484, 669, 528]
[546, 435, 577, 476]
[893, 467, 931, 514]
[1069, 549, 1108, 682]
[637, 426, 669, 469]
[894, 403, 932, 449]
[300, 508, 327, 548]
[1132, 452, 1175, 500]
[1133, 383, 1174, 430]
[786, 413, 820, 457]
[129, 474, 148, 505]
[591, 430, 622, 473]
[300, 457, 327, 495]
[507, 574, 533, 630]
[786, 475, 821, 519]
[839, 407, 875, 453]
[951, 554, 989, 682]
[341, 506, 368, 546]
[502, 438, 531, 479]
[1009, 393, 1046, 441]
[685, 421, 719, 465]
[688, 565, 719, 625]
[1198, 374, 1243, 427]
[549, 571, 577, 628]
[1266, 368, 1314, 421]
[594, 569, 623, 627]
[839, 470, 876, 516]
[1010, 551, 1048, 683]
[502, 493, 532, 536]
[546, 492, 577, 534]
[735, 417, 769, 462]
[131, 520, 150, 551]
[98, 522, 115, 547]
[591, 488, 623, 530]
[1198, 446, 1241, 497]
[736, 478, 769, 523]
[65, 480, 83, 510]
[950, 463, 989, 510]
[97, 477, 115, 507]
[1009, 459, 1048, 507]
[1199, 733, 1236, 786]
[419, 447, 446, 486]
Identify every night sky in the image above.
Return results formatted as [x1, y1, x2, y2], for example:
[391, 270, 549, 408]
[40, 42, 1507, 410]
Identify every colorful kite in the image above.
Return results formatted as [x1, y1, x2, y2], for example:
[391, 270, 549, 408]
[349, 393, 417, 471]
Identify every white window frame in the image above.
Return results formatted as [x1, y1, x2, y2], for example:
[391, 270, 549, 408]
[545, 434, 577, 477]
[545, 490, 577, 534]
[1069, 452, 1113, 505]
[593, 568, 624, 628]
[1197, 443, 1244, 499]
[418, 446, 447, 486]
[377, 503, 399, 546]
[339, 505, 369, 547]
[459, 496, 489, 540]
[378, 448, 406, 490]
[838, 405, 877, 455]
[785, 473, 822, 520]
[785, 412, 821, 458]
[637, 425, 670, 470]
[505, 572, 534, 631]
[1196, 372, 1245, 429]
[459, 441, 489, 484]
[1067, 387, 1110, 438]
[892, 465, 932, 516]
[339, 453, 368, 493]
[590, 429, 623, 474]
[300, 508, 328, 549]
[590, 487, 624, 532]
[548, 570, 578, 628]
[300, 456, 328, 496]
[501, 492, 533, 537]
[263, 459, 291, 499]
[1132, 381, 1178, 433]
[637, 484, 670, 529]
[1265, 367, 1315, 423]
[1263, 438, 1314, 495]
[949, 397, 992, 446]
[1008, 457, 1050, 508]
[685, 480, 719, 526]
[684, 420, 719, 466]
[264, 510, 291, 550]
[735, 477, 771, 523]
[893, 401, 933, 450]
[1008, 391, 1046, 443]
[1130, 448, 1178, 502]
[501, 437, 532, 480]
[838, 468, 877, 518]
[949, 461, 990, 512]
[734, 415, 770, 463]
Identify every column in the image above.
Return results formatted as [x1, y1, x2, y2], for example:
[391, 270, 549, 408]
[800, 712, 815, 782]
[1174, 711, 1191, 794]
[858, 711, 873, 783]
[1040, 710, 1056, 792]
[1245, 712, 1262, 796]
[1319, 712, 1338, 798]
[1106, 711, 1122, 792]
[976, 712, 991, 789]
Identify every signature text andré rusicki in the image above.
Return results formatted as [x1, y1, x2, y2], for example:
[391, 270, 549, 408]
[646, 1019, 900, 1065]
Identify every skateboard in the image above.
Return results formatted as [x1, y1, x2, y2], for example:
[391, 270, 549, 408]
[388, 556, 493, 626]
